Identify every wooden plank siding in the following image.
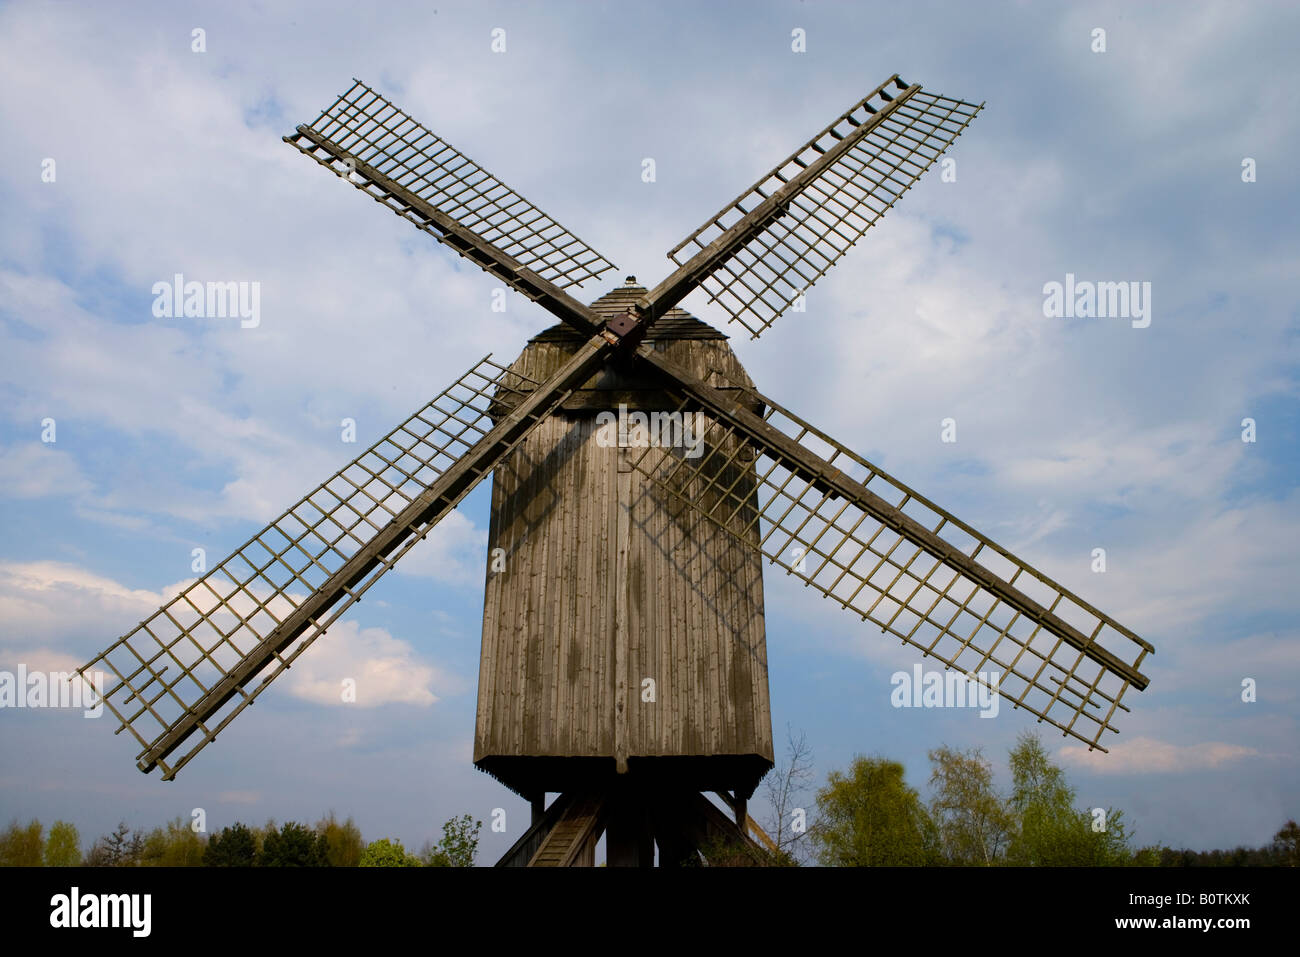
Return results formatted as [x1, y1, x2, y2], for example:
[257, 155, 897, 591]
[474, 286, 774, 797]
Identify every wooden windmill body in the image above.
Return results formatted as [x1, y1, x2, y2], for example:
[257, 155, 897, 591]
[83, 76, 1156, 867]
[476, 285, 772, 863]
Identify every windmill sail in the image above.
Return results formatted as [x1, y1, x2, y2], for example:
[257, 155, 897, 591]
[627, 353, 1153, 750]
[286, 80, 617, 303]
[657, 75, 981, 338]
[80, 345, 611, 779]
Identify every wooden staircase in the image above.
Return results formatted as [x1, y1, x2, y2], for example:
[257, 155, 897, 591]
[495, 791, 607, 867]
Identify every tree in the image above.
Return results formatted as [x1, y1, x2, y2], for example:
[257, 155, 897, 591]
[260, 821, 325, 867]
[249, 820, 276, 862]
[928, 745, 1013, 865]
[761, 726, 815, 865]
[315, 812, 363, 867]
[1006, 731, 1090, 865]
[360, 838, 422, 867]
[84, 821, 144, 867]
[1272, 819, 1299, 867]
[204, 823, 257, 867]
[0, 819, 44, 866]
[44, 821, 81, 867]
[420, 815, 482, 867]
[692, 830, 778, 867]
[138, 816, 205, 866]
[812, 755, 938, 866]
[1005, 731, 1140, 866]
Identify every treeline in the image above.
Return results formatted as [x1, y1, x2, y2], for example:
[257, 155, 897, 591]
[1154, 821, 1298, 867]
[0, 811, 481, 867]
[757, 730, 1297, 867]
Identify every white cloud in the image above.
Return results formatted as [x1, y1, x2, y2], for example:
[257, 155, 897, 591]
[0, 444, 92, 499]
[1060, 737, 1263, 774]
[0, 559, 463, 711]
[282, 620, 450, 708]
[390, 509, 487, 586]
[0, 560, 163, 647]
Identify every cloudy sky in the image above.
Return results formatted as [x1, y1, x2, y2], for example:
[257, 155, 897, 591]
[1, 0, 1296, 863]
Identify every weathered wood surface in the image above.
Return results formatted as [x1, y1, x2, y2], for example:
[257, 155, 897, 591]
[474, 288, 774, 794]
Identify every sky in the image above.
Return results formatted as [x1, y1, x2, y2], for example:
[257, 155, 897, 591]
[0, 0, 1297, 864]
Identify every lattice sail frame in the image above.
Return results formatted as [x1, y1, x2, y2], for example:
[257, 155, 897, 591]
[667, 77, 982, 338]
[626, 375, 1153, 750]
[287, 79, 617, 294]
[80, 357, 559, 780]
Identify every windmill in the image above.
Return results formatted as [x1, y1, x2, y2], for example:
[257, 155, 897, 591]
[80, 75, 1154, 867]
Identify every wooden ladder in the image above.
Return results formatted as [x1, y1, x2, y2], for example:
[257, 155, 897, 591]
[527, 792, 607, 867]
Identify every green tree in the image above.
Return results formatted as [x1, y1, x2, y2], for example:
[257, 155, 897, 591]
[1091, 807, 1150, 866]
[0, 819, 44, 866]
[139, 816, 205, 866]
[260, 821, 325, 867]
[928, 745, 1013, 865]
[249, 820, 276, 862]
[1129, 840, 1164, 867]
[1271, 819, 1299, 867]
[43, 821, 81, 867]
[1006, 731, 1088, 865]
[360, 837, 422, 867]
[1005, 731, 1140, 866]
[812, 755, 938, 866]
[315, 812, 363, 867]
[420, 814, 483, 867]
[204, 823, 257, 867]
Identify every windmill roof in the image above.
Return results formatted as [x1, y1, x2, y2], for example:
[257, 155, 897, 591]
[529, 283, 727, 342]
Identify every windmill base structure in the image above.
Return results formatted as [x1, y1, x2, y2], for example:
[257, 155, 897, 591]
[497, 781, 772, 867]
[80, 75, 1154, 868]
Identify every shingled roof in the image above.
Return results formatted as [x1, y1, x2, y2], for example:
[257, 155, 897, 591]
[529, 280, 726, 342]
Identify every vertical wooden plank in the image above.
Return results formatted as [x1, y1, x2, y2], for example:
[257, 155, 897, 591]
[655, 456, 671, 755]
[599, 430, 616, 754]
[566, 420, 586, 756]
[613, 446, 631, 773]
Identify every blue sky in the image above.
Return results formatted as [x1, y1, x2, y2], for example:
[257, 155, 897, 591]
[1, 0, 1297, 863]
